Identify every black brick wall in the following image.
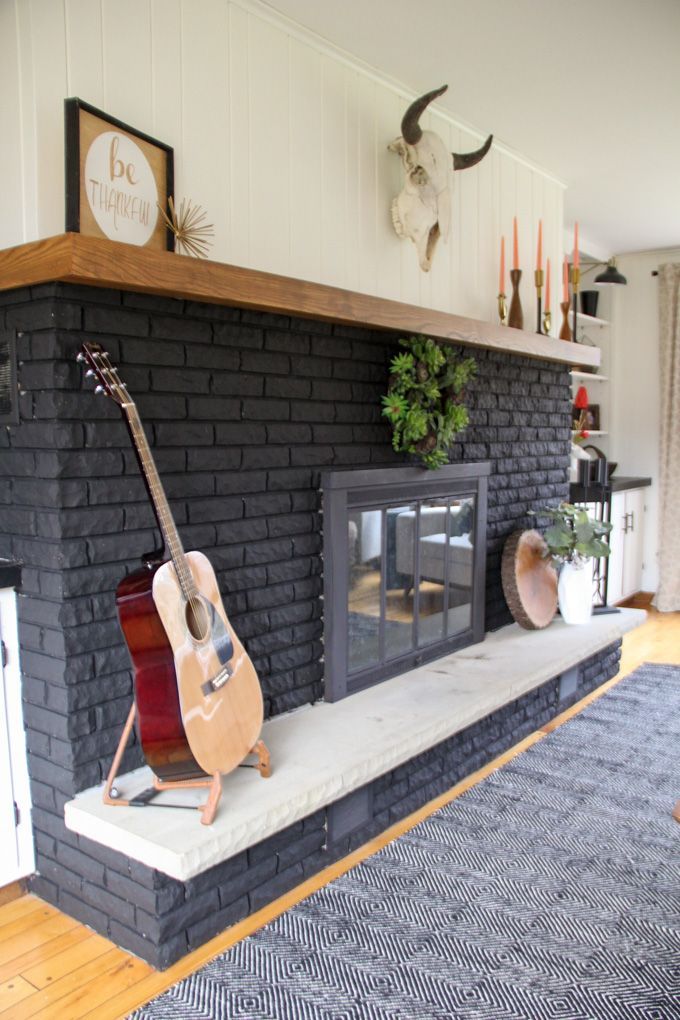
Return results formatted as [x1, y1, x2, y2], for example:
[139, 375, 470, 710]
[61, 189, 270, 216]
[0, 280, 574, 967]
[2, 282, 570, 796]
[28, 641, 621, 968]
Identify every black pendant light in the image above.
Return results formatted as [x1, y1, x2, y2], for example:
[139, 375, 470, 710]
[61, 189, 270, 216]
[594, 259, 627, 285]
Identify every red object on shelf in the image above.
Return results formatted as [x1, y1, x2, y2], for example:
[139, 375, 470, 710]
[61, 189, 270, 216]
[574, 385, 589, 409]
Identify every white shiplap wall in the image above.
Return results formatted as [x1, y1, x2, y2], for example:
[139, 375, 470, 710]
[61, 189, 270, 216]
[1, 0, 565, 323]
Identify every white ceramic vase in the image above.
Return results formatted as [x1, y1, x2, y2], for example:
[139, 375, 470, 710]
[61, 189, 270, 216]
[558, 559, 593, 625]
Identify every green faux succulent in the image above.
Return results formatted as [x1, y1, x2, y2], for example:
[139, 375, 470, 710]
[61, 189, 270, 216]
[533, 503, 612, 565]
[381, 335, 476, 470]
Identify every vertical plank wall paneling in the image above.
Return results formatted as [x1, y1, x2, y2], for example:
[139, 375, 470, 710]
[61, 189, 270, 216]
[373, 84, 401, 301]
[14, 0, 39, 242]
[1, 0, 564, 322]
[180, 0, 230, 256]
[64, 0, 105, 108]
[248, 12, 290, 276]
[289, 38, 323, 286]
[228, 1, 251, 266]
[0, 0, 24, 245]
[101, 0, 153, 130]
[30, 0, 69, 239]
[344, 69, 362, 297]
[319, 56, 346, 291]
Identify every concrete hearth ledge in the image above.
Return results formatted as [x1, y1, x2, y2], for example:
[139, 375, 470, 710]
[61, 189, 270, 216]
[65, 608, 644, 880]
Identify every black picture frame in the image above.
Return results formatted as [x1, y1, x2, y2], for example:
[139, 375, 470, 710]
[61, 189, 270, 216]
[64, 97, 174, 251]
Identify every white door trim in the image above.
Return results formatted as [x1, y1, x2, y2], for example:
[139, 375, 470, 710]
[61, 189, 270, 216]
[0, 588, 35, 884]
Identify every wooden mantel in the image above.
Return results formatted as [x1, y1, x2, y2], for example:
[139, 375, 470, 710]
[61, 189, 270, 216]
[0, 234, 599, 368]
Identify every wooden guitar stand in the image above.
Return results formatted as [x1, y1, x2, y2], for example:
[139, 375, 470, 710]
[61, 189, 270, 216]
[103, 703, 271, 826]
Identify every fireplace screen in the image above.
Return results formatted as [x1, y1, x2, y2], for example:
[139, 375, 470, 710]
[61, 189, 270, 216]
[323, 464, 489, 701]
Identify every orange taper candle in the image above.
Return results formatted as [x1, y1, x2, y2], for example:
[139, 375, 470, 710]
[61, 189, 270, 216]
[513, 217, 519, 269]
[545, 257, 551, 310]
[573, 222, 579, 269]
[536, 220, 543, 272]
[499, 236, 505, 293]
[563, 257, 569, 302]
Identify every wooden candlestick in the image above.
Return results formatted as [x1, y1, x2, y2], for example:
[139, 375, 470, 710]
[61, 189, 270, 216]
[559, 300, 572, 341]
[508, 268, 523, 329]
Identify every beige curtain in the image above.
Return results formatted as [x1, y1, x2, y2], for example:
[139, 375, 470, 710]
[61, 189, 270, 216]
[655, 263, 680, 611]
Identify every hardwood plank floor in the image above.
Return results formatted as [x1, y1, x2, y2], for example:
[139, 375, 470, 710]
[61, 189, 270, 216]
[1, 606, 678, 1020]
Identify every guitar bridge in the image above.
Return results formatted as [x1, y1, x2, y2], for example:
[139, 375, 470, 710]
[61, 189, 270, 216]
[201, 665, 233, 697]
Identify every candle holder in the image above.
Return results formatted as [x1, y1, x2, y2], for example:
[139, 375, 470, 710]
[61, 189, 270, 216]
[570, 265, 581, 343]
[542, 309, 552, 336]
[534, 268, 544, 334]
[497, 293, 508, 326]
[559, 301, 572, 341]
[508, 269, 523, 329]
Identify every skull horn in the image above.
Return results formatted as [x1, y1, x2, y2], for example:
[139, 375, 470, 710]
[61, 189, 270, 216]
[452, 133, 493, 171]
[400, 85, 448, 145]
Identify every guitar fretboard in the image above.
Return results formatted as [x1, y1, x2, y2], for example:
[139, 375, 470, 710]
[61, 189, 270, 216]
[124, 404, 198, 601]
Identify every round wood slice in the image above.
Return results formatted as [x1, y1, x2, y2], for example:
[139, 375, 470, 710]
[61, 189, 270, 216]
[501, 529, 557, 630]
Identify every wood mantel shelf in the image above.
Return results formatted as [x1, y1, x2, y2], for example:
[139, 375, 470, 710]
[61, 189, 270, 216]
[0, 234, 599, 368]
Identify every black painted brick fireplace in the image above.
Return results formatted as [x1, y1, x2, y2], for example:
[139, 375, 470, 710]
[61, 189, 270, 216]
[0, 281, 622, 966]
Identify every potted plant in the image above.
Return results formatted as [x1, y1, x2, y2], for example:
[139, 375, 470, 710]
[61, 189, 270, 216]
[381, 335, 476, 470]
[535, 503, 612, 624]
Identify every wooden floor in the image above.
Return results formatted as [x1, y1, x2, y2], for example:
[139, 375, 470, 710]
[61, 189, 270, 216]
[1, 604, 678, 1020]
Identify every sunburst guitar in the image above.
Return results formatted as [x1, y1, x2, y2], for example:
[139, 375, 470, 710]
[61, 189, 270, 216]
[79, 342, 269, 779]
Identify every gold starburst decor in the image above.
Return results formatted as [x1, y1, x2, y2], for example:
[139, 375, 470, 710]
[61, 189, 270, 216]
[157, 197, 215, 258]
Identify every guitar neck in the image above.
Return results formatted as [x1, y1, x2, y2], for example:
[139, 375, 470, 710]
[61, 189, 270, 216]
[123, 403, 197, 600]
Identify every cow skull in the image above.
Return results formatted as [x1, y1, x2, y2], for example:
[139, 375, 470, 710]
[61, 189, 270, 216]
[388, 85, 492, 272]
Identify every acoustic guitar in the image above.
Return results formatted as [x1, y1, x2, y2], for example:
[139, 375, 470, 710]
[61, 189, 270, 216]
[79, 342, 265, 779]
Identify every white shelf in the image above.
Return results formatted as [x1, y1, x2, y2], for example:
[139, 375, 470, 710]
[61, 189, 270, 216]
[576, 311, 609, 327]
[570, 370, 609, 382]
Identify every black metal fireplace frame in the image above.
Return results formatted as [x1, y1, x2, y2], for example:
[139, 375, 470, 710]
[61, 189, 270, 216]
[322, 463, 490, 702]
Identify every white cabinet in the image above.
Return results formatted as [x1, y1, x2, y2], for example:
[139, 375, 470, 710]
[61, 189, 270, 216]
[607, 489, 647, 604]
[0, 588, 34, 886]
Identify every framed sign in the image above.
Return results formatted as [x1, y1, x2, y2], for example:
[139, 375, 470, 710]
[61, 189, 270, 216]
[65, 98, 174, 251]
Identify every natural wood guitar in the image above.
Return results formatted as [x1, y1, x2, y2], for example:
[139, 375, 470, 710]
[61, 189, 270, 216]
[79, 342, 266, 778]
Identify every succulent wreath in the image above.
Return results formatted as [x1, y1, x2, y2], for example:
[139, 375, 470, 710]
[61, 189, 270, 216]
[381, 335, 476, 470]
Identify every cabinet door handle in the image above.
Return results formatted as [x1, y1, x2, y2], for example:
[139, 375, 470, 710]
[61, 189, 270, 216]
[629, 510, 635, 532]
[622, 513, 630, 533]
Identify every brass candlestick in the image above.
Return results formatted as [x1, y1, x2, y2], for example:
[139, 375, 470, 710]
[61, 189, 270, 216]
[559, 300, 572, 341]
[570, 265, 581, 343]
[535, 268, 544, 333]
[543, 308, 552, 336]
[508, 268, 523, 329]
[497, 293, 508, 326]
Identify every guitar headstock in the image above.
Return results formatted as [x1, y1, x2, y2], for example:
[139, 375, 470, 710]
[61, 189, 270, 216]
[77, 342, 131, 407]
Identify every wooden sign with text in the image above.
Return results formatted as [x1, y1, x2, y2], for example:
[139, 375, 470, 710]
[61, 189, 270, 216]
[65, 98, 174, 251]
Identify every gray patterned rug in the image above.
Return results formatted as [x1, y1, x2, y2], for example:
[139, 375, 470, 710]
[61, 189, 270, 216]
[131, 663, 680, 1019]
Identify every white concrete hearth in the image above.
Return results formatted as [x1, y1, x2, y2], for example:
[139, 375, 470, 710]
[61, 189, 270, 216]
[65, 609, 644, 881]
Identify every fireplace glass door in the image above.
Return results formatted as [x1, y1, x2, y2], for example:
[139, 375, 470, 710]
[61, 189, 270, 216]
[324, 464, 488, 701]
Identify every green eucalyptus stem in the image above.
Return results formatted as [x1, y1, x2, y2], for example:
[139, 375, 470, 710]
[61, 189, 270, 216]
[531, 503, 613, 566]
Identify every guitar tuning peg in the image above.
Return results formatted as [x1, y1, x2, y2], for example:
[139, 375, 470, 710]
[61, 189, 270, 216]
[86, 369, 95, 378]
[95, 385, 105, 395]
[76, 352, 86, 363]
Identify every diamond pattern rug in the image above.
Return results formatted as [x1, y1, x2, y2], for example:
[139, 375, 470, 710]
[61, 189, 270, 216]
[130, 663, 680, 1019]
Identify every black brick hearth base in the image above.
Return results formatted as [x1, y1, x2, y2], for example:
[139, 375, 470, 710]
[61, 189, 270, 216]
[29, 642, 621, 968]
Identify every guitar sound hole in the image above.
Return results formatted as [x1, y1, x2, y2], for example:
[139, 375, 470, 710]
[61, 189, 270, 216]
[185, 597, 210, 642]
